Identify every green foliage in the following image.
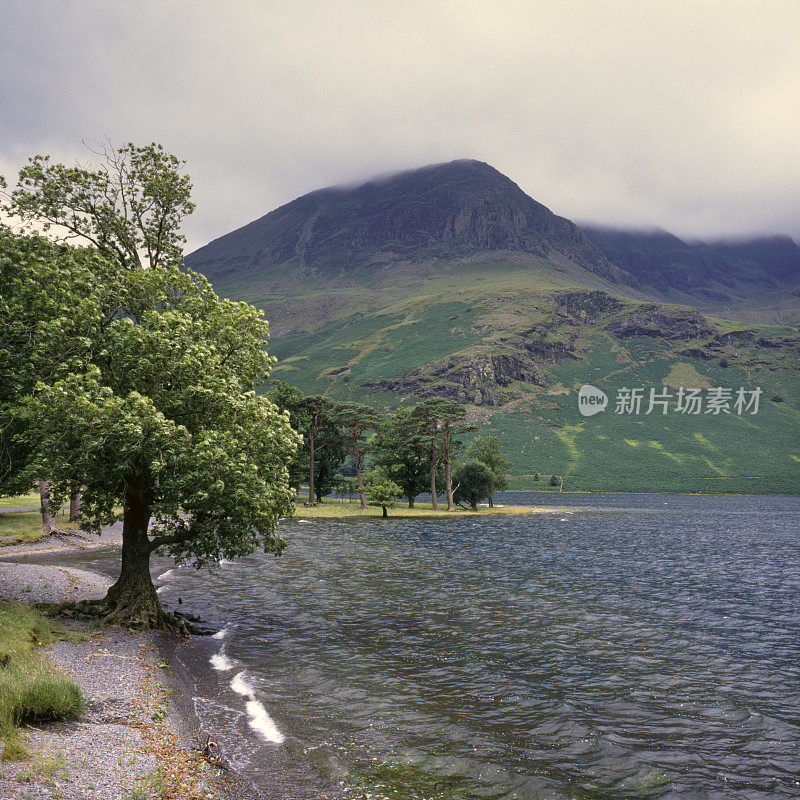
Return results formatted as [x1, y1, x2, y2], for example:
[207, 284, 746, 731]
[6, 142, 195, 269]
[466, 435, 512, 496]
[268, 389, 347, 502]
[267, 380, 311, 489]
[14, 260, 300, 565]
[371, 407, 432, 505]
[453, 460, 494, 510]
[364, 477, 402, 517]
[0, 228, 115, 495]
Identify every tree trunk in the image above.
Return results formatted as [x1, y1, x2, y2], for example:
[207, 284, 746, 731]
[407, 493, 415, 509]
[430, 447, 438, 510]
[58, 482, 199, 633]
[101, 486, 164, 628]
[39, 480, 56, 532]
[488, 495, 494, 508]
[308, 429, 316, 505]
[445, 456, 455, 512]
[355, 450, 367, 510]
[69, 489, 82, 522]
[382, 505, 388, 518]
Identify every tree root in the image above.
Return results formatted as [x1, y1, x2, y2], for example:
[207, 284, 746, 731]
[37, 598, 213, 636]
[37, 526, 87, 540]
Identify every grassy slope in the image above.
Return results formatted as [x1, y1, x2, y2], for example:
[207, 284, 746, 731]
[210, 257, 800, 495]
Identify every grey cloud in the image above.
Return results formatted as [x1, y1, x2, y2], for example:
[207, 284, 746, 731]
[1, 0, 799, 253]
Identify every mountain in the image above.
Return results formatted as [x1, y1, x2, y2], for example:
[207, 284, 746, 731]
[582, 225, 800, 321]
[187, 159, 634, 286]
[187, 162, 800, 495]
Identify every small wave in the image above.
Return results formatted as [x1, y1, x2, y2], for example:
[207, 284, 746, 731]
[218, 558, 232, 566]
[210, 648, 235, 671]
[212, 625, 229, 640]
[298, 519, 311, 524]
[230, 671, 253, 697]
[229, 672, 285, 743]
[156, 585, 167, 595]
[157, 568, 174, 581]
[245, 699, 285, 743]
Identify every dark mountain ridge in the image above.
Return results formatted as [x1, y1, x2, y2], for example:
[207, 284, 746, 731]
[581, 225, 800, 298]
[186, 159, 632, 285]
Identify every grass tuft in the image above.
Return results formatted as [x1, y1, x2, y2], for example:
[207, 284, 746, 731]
[0, 603, 84, 759]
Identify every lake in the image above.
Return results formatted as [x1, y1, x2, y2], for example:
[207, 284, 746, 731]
[73, 493, 800, 798]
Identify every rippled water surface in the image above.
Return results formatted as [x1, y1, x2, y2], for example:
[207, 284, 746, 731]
[162, 494, 800, 798]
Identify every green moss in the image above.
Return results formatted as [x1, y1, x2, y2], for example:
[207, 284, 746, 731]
[348, 759, 475, 800]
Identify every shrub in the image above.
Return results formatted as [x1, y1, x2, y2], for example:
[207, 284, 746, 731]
[364, 478, 402, 518]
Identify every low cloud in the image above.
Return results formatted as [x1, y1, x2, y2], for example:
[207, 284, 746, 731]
[2, 1, 798, 252]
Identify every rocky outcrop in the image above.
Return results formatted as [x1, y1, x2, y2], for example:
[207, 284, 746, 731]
[362, 348, 545, 406]
[554, 290, 625, 320]
[606, 305, 713, 340]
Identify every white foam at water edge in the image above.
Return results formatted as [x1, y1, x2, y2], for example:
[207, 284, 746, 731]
[209, 648, 235, 671]
[218, 558, 232, 566]
[298, 519, 311, 524]
[156, 585, 167, 595]
[245, 699, 285, 743]
[212, 625, 229, 640]
[230, 671, 254, 697]
[157, 568, 174, 581]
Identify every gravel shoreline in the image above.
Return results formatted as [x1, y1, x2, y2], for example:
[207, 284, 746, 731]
[0, 556, 260, 800]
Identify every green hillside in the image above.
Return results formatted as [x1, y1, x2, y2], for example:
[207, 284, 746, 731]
[206, 260, 800, 494]
[187, 162, 800, 495]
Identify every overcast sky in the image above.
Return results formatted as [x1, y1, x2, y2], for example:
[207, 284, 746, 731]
[2, 0, 799, 253]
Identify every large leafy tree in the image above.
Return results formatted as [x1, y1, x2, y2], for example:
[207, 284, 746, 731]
[2, 142, 197, 524]
[465, 435, 513, 506]
[0, 226, 116, 528]
[4, 142, 195, 270]
[16, 260, 299, 630]
[3, 141, 299, 630]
